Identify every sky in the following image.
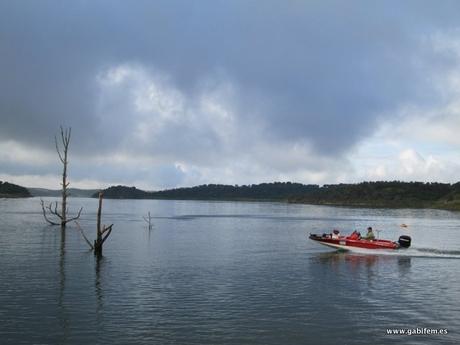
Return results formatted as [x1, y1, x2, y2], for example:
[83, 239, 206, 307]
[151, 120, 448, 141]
[1, 0, 460, 190]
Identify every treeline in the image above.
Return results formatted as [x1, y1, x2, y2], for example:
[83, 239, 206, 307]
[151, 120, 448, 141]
[99, 185, 153, 199]
[0, 181, 31, 198]
[95, 182, 317, 200]
[96, 181, 460, 210]
[152, 182, 319, 200]
[29, 187, 98, 198]
[290, 181, 460, 209]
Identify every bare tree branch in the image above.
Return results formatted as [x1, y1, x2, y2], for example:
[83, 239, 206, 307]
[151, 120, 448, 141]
[143, 211, 153, 230]
[40, 199, 60, 225]
[65, 207, 83, 224]
[41, 126, 81, 228]
[47, 202, 63, 219]
[101, 223, 113, 235]
[55, 135, 65, 164]
[101, 226, 113, 245]
[75, 221, 94, 249]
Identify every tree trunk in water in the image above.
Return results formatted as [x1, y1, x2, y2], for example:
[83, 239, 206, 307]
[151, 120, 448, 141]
[143, 211, 153, 230]
[94, 192, 103, 255]
[41, 127, 82, 227]
[93, 192, 112, 256]
[58, 127, 70, 228]
[61, 142, 68, 227]
[76, 191, 113, 256]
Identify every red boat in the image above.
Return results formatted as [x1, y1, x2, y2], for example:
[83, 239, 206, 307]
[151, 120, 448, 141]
[309, 230, 411, 251]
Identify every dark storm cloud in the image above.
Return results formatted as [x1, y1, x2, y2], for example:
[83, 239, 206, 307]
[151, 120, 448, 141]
[0, 0, 459, 157]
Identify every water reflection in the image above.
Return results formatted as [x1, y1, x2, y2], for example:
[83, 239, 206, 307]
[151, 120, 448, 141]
[314, 251, 379, 266]
[397, 256, 412, 276]
[2, 198, 459, 345]
[95, 255, 104, 314]
[315, 251, 411, 265]
[313, 251, 412, 278]
[58, 227, 69, 343]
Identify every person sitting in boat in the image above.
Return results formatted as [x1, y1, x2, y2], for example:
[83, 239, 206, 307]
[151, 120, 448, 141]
[364, 227, 375, 240]
[348, 230, 361, 240]
[331, 229, 340, 239]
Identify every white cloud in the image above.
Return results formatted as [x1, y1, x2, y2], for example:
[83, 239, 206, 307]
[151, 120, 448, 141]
[6, 29, 460, 190]
[0, 140, 55, 166]
[84, 63, 363, 188]
[5, 2, 460, 189]
[343, 32, 460, 184]
[348, 107, 460, 183]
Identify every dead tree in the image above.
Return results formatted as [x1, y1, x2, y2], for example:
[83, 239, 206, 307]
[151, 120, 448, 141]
[143, 212, 153, 230]
[76, 192, 113, 256]
[41, 126, 82, 227]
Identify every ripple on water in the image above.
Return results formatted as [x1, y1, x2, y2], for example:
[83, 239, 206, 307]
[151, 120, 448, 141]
[0, 198, 459, 344]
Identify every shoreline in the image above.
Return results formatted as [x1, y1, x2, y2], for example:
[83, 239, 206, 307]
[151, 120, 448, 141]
[25, 195, 460, 212]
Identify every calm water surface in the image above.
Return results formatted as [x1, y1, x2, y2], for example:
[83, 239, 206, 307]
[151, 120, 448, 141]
[1, 197, 459, 344]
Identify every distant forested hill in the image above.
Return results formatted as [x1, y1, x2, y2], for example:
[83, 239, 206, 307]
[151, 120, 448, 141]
[95, 185, 152, 199]
[150, 182, 319, 201]
[96, 181, 460, 210]
[28, 187, 98, 198]
[289, 181, 460, 209]
[0, 181, 31, 198]
[95, 182, 318, 200]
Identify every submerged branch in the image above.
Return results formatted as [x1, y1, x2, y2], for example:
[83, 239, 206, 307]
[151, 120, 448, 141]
[101, 223, 113, 235]
[65, 207, 83, 224]
[101, 225, 113, 245]
[47, 201, 63, 220]
[143, 211, 153, 230]
[75, 221, 94, 250]
[40, 199, 60, 226]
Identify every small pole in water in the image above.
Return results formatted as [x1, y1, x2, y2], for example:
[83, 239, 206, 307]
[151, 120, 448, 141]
[376, 229, 382, 239]
[143, 212, 153, 231]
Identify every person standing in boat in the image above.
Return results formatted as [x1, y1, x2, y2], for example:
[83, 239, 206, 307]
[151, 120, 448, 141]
[364, 227, 375, 240]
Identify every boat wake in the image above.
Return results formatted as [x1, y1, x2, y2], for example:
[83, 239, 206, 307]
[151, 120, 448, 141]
[408, 247, 460, 258]
[344, 246, 460, 259]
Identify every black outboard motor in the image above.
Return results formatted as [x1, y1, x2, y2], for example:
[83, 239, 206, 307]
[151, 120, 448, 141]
[398, 235, 411, 248]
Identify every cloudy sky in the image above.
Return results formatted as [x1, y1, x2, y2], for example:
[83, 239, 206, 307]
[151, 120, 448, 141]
[1, 0, 460, 190]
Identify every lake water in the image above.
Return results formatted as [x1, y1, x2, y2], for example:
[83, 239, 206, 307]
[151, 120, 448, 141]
[1, 197, 459, 344]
